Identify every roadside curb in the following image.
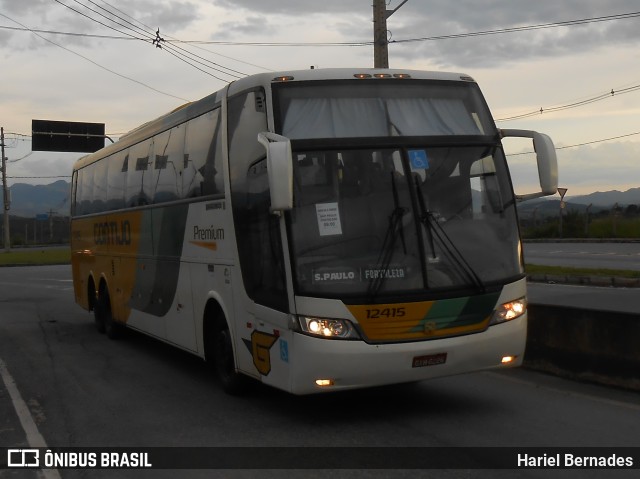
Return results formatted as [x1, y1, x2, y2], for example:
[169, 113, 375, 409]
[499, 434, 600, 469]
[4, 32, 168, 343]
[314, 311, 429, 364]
[524, 238, 640, 243]
[527, 274, 640, 288]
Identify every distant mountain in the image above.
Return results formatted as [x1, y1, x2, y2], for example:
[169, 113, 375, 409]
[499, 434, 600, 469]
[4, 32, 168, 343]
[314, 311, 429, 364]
[8, 180, 71, 218]
[516, 198, 608, 218]
[6, 181, 639, 219]
[517, 187, 640, 217]
[567, 188, 640, 207]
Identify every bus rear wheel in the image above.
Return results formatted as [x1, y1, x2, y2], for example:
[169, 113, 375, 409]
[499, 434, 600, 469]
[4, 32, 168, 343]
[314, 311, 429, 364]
[95, 286, 123, 340]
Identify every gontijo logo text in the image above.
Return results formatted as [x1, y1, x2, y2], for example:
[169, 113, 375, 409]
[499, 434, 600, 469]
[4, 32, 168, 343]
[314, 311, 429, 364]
[94, 220, 132, 245]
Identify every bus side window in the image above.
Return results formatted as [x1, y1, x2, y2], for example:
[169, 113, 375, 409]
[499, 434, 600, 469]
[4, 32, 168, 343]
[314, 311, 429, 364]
[72, 169, 82, 215]
[92, 160, 108, 214]
[127, 140, 153, 206]
[227, 89, 286, 310]
[245, 159, 287, 311]
[184, 109, 219, 198]
[153, 126, 184, 204]
[107, 150, 127, 211]
[81, 165, 94, 214]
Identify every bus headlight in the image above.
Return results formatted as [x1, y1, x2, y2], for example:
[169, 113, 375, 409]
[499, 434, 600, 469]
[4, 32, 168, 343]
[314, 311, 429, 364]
[490, 297, 527, 325]
[297, 316, 360, 340]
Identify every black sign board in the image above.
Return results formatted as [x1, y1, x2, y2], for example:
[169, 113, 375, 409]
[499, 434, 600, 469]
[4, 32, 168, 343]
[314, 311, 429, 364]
[32, 119, 106, 153]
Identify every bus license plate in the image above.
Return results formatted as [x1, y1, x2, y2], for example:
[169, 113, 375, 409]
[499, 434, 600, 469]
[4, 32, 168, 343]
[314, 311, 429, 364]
[412, 353, 447, 368]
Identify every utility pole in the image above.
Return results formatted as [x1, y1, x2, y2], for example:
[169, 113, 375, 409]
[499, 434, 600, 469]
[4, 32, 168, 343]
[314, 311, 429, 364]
[373, 0, 409, 68]
[1, 127, 10, 252]
[585, 203, 592, 237]
[373, 0, 388, 68]
[49, 209, 55, 242]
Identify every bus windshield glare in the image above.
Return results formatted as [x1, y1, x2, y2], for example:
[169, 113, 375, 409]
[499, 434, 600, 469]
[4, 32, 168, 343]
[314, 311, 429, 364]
[275, 81, 522, 300]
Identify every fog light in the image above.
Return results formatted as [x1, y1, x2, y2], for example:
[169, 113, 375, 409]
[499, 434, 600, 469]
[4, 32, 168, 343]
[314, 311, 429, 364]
[315, 379, 334, 387]
[501, 355, 516, 365]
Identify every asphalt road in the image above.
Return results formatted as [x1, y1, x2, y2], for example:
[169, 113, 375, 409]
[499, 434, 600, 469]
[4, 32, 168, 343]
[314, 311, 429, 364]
[1, 265, 639, 478]
[526, 282, 640, 314]
[522, 242, 640, 314]
[522, 242, 640, 271]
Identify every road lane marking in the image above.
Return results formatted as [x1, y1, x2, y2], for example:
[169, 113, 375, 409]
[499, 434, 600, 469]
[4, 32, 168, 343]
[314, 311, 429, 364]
[0, 358, 62, 479]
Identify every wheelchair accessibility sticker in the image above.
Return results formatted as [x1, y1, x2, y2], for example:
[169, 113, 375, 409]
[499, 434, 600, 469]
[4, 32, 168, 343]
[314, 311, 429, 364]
[409, 150, 429, 170]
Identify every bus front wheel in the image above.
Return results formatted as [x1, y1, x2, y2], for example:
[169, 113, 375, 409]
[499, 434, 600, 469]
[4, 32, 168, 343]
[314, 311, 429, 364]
[213, 318, 248, 395]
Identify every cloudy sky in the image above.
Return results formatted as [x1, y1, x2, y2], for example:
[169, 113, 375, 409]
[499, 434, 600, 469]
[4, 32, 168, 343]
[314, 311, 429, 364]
[1, 0, 639, 198]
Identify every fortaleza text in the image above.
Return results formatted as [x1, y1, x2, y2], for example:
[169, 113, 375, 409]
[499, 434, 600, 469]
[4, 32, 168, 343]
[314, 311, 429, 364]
[518, 453, 633, 468]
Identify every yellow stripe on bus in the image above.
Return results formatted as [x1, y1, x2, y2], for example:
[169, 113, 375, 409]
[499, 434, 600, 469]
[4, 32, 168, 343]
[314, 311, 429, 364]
[71, 211, 144, 323]
[190, 241, 218, 251]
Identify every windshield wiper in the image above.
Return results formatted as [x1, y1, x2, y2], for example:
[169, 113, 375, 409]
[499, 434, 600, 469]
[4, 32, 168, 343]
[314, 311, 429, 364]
[367, 171, 407, 301]
[413, 176, 486, 293]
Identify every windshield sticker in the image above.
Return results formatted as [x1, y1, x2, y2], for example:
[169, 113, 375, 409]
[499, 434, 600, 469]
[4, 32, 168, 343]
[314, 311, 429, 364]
[316, 202, 343, 236]
[408, 150, 429, 170]
[313, 267, 358, 283]
[364, 267, 406, 280]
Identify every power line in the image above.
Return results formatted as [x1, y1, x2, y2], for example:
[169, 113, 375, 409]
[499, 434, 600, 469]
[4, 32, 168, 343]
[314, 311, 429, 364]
[0, 24, 370, 47]
[506, 130, 640, 157]
[5, 9, 638, 49]
[0, 24, 138, 40]
[495, 83, 640, 121]
[170, 10, 640, 46]
[0, 12, 190, 102]
[97, 0, 259, 75]
[8, 153, 33, 163]
[8, 128, 639, 160]
[51, 0, 147, 41]
[0, 22, 273, 72]
[78, 0, 246, 79]
[391, 11, 640, 44]
[556, 131, 640, 149]
[52, 0, 246, 81]
[5, 132, 31, 138]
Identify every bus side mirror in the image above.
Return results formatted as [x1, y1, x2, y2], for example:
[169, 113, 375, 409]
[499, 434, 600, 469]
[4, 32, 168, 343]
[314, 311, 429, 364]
[500, 129, 559, 202]
[257, 132, 293, 212]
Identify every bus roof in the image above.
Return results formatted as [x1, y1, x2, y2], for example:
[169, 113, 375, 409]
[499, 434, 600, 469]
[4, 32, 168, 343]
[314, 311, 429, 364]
[73, 68, 476, 171]
[227, 68, 475, 94]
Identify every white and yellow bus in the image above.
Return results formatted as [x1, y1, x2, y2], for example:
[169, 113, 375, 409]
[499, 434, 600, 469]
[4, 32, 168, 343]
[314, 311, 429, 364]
[71, 68, 558, 395]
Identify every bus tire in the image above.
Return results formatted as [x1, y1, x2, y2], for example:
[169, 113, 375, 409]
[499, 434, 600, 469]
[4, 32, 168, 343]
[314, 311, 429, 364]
[96, 285, 123, 340]
[90, 279, 105, 334]
[213, 317, 248, 395]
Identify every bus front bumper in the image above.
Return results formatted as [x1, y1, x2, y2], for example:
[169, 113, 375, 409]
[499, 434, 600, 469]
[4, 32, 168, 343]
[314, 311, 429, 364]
[288, 314, 526, 395]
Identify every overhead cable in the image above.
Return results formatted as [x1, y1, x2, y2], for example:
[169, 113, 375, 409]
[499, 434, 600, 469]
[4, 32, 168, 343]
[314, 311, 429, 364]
[0, 12, 190, 102]
[496, 84, 640, 121]
[53, 0, 245, 80]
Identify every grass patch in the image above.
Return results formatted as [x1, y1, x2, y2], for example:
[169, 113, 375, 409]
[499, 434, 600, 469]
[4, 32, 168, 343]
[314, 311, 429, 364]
[0, 248, 71, 266]
[1, 249, 637, 277]
[525, 263, 640, 279]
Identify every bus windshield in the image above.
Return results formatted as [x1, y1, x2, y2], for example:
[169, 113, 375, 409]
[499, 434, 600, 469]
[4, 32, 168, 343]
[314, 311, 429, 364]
[275, 80, 521, 301]
[288, 145, 522, 300]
